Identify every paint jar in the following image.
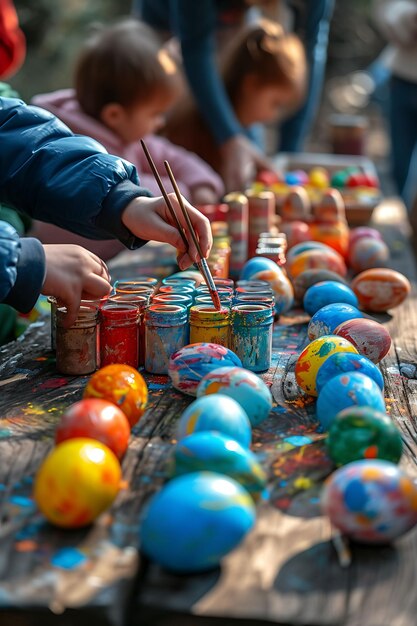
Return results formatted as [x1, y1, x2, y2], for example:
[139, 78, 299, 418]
[233, 294, 275, 309]
[47, 296, 57, 350]
[189, 305, 230, 347]
[56, 303, 99, 375]
[158, 284, 195, 298]
[194, 294, 232, 308]
[152, 294, 193, 343]
[145, 304, 188, 375]
[213, 278, 234, 289]
[161, 277, 196, 288]
[100, 302, 140, 368]
[236, 280, 270, 289]
[224, 192, 249, 278]
[235, 286, 273, 299]
[114, 276, 158, 289]
[246, 190, 275, 258]
[108, 294, 149, 366]
[114, 282, 154, 297]
[231, 304, 273, 372]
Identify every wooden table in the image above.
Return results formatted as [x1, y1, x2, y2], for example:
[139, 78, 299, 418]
[1, 199, 417, 626]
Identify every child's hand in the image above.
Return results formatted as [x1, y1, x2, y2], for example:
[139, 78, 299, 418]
[220, 135, 275, 193]
[41, 245, 111, 327]
[122, 194, 213, 269]
[190, 185, 219, 206]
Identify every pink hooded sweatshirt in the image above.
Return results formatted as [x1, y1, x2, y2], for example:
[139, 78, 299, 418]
[30, 89, 224, 259]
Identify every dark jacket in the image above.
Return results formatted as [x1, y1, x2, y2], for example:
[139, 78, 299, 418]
[0, 96, 152, 312]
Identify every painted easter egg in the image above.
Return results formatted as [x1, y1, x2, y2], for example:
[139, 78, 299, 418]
[349, 237, 390, 273]
[334, 318, 391, 363]
[316, 372, 386, 430]
[177, 394, 251, 448]
[349, 226, 383, 248]
[309, 166, 330, 189]
[307, 303, 363, 340]
[287, 249, 347, 280]
[326, 407, 402, 466]
[196, 366, 272, 426]
[321, 460, 417, 543]
[286, 241, 336, 266]
[140, 472, 256, 572]
[309, 221, 349, 258]
[292, 269, 349, 303]
[351, 268, 411, 312]
[168, 343, 242, 396]
[170, 431, 266, 499]
[316, 351, 384, 393]
[34, 438, 121, 528]
[250, 266, 294, 314]
[303, 281, 358, 316]
[295, 335, 358, 397]
[56, 398, 130, 460]
[83, 364, 148, 428]
[280, 220, 311, 249]
[240, 256, 278, 281]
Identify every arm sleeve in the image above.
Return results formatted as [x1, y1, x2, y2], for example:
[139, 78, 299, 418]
[171, 0, 243, 145]
[0, 221, 46, 312]
[0, 97, 152, 248]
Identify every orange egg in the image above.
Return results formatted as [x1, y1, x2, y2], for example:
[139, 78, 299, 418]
[34, 438, 121, 528]
[351, 268, 411, 312]
[288, 248, 347, 280]
[84, 364, 148, 427]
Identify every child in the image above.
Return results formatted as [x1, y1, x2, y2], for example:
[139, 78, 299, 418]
[31, 18, 224, 258]
[0, 96, 212, 326]
[163, 19, 306, 180]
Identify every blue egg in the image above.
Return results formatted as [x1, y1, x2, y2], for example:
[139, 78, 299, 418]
[140, 472, 256, 572]
[303, 281, 359, 316]
[308, 303, 363, 340]
[317, 372, 386, 430]
[170, 431, 266, 499]
[316, 352, 384, 393]
[177, 394, 252, 448]
[240, 256, 278, 281]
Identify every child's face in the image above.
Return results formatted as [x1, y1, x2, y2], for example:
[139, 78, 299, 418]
[114, 90, 177, 143]
[239, 84, 297, 127]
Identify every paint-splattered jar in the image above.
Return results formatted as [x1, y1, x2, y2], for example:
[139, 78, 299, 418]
[145, 304, 188, 375]
[100, 301, 140, 368]
[194, 294, 232, 309]
[231, 304, 273, 372]
[108, 293, 149, 366]
[189, 305, 230, 347]
[114, 281, 155, 297]
[233, 294, 275, 309]
[55, 303, 99, 375]
[153, 294, 193, 343]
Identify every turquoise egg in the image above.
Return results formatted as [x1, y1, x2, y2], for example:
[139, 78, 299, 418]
[322, 460, 417, 543]
[316, 352, 384, 393]
[308, 303, 363, 340]
[240, 256, 278, 281]
[170, 431, 267, 499]
[168, 343, 242, 396]
[317, 372, 386, 430]
[177, 394, 252, 448]
[140, 472, 256, 571]
[303, 281, 359, 316]
[196, 366, 272, 426]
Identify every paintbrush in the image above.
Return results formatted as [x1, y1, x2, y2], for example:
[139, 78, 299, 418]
[140, 139, 221, 310]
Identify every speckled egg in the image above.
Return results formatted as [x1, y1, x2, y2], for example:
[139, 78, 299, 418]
[168, 343, 242, 396]
[349, 236, 390, 273]
[140, 471, 256, 571]
[351, 268, 411, 312]
[170, 431, 266, 500]
[196, 366, 272, 426]
[177, 394, 252, 448]
[292, 269, 349, 303]
[295, 335, 358, 397]
[303, 281, 358, 316]
[326, 407, 402, 466]
[288, 249, 347, 280]
[250, 265, 294, 314]
[307, 303, 363, 340]
[316, 351, 384, 393]
[316, 372, 386, 430]
[286, 241, 337, 266]
[321, 460, 417, 543]
[349, 226, 383, 248]
[240, 256, 278, 281]
[334, 318, 391, 363]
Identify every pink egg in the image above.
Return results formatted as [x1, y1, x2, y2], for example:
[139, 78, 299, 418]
[348, 237, 389, 273]
[351, 268, 411, 312]
[334, 318, 391, 363]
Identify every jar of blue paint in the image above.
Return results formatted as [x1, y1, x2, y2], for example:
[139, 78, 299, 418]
[145, 304, 188, 375]
[231, 304, 273, 372]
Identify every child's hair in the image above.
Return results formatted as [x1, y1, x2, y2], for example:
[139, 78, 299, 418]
[222, 18, 306, 108]
[75, 18, 180, 120]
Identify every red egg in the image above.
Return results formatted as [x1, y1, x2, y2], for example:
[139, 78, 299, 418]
[56, 398, 131, 460]
[351, 268, 411, 312]
[334, 318, 391, 363]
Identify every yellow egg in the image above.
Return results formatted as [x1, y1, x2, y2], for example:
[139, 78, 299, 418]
[295, 335, 358, 397]
[309, 167, 330, 189]
[34, 438, 121, 528]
